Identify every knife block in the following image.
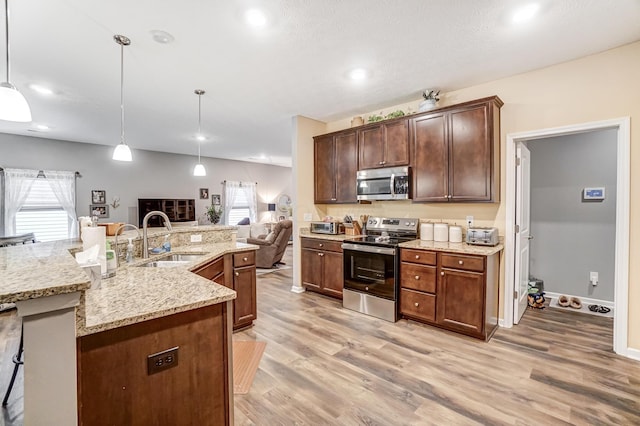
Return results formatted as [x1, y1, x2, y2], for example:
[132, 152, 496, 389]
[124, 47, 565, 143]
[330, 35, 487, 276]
[345, 222, 362, 236]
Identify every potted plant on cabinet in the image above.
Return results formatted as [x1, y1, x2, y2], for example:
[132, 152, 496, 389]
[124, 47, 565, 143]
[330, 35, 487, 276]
[206, 204, 223, 224]
[419, 89, 440, 112]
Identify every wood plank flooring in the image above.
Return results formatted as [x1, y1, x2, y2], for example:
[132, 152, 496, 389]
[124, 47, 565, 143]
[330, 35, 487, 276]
[1, 246, 638, 425]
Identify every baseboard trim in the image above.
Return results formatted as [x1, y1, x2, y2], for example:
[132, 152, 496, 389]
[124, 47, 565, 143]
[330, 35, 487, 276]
[544, 291, 613, 309]
[626, 347, 640, 362]
[290, 285, 305, 294]
[498, 318, 510, 328]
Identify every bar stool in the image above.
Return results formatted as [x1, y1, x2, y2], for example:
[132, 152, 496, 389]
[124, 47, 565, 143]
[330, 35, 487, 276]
[2, 325, 23, 407]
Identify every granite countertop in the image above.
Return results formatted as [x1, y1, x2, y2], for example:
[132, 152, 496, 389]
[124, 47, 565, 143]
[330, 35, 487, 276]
[0, 237, 258, 337]
[399, 239, 504, 256]
[299, 228, 363, 242]
[77, 242, 256, 336]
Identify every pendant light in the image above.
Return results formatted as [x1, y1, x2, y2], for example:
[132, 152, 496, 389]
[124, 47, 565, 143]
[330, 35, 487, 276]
[193, 89, 206, 176]
[0, 0, 31, 122]
[112, 35, 132, 162]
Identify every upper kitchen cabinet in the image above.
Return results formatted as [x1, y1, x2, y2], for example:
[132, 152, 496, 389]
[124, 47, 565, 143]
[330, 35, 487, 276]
[412, 96, 503, 202]
[314, 129, 358, 204]
[358, 119, 410, 170]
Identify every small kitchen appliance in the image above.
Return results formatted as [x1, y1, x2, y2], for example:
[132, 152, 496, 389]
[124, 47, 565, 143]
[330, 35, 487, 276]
[466, 227, 499, 246]
[310, 221, 344, 235]
[356, 166, 410, 201]
[341, 217, 419, 322]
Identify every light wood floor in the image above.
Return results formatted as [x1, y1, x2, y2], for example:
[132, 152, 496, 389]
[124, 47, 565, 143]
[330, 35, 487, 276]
[2, 246, 638, 425]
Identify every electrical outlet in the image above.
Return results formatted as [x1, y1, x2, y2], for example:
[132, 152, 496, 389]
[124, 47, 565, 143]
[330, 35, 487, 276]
[303, 213, 312, 221]
[147, 347, 179, 375]
[590, 271, 599, 285]
[466, 216, 474, 228]
[190, 234, 202, 243]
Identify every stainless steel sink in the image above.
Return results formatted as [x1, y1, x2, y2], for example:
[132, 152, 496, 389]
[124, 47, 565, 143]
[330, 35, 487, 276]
[136, 253, 206, 268]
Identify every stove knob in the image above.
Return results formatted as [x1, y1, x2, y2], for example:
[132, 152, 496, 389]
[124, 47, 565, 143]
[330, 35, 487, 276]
[405, 221, 410, 226]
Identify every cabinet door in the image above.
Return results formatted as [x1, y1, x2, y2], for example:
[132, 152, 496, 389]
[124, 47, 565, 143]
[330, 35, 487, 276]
[334, 130, 358, 203]
[301, 248, 323, 290]
[412, 113, 449, 201]
[314, 134, 336, 203]
[321, 251, 343, 298]
[233, 266, 257, 328]
[383, 119, 410, 167]
[448, 104, 492, 201]
[358, 125, 385, 169]
[437, 268, 485, 336]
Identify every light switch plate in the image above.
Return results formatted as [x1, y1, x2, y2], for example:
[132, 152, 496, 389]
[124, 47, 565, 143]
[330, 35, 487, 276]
[303, 213, 312, 221]
[190, 234, 202, 243]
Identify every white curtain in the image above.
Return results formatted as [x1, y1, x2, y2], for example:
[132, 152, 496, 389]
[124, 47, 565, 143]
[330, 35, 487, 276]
[223, 181, 242, 225]
[3, 168, 38, 236]
[44, 170, 78, 238]
[240, 182, 258, 223]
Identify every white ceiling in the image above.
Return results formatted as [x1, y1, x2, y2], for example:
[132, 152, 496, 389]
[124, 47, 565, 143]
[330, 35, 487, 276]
[1, 0, 639, 167]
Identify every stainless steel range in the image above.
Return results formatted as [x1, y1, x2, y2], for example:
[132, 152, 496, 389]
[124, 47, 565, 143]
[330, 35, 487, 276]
[341, 217, 419, 322]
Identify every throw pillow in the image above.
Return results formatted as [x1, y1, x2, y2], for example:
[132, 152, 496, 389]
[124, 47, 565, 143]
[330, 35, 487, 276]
[264, 232, 276, 243]
[237, 217, 250, 225]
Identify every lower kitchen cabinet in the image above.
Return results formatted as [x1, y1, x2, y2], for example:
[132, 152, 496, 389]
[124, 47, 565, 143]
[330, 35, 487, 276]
[301, 237, 343, 299]
[194, 251, 257, 331]
[399, 248, 499, 340]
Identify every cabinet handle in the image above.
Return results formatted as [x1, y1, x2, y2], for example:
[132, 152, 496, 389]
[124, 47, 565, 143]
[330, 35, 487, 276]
[319, 243, 323, 247]
[331, 198, 336, 201]
[379, 161, 384, 165]
[235, 272, 239, 277]
[365, 286, 369, 291]
[415, 255, 420, 259]
[458, 260, 463, 265]
[448, 195, 452, 199]
[243, 257, 248, 261]
[415, 275, 420, 280]
[414, 302, 419, 307]
[443, 195, 448, 199]
[441, 272, 445, 276]
[318, 253, 324, 257]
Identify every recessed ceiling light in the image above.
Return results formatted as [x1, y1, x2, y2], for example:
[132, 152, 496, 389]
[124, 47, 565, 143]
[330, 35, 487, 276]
[29, 84, 53, 95]
[195, 134, 206, 142]
[36, 124, 49, 130]
[150, 30, 175, 44]
[245, 9, 267, 27]
[349, 68, 368, 81]
[512, 3, 539, 23]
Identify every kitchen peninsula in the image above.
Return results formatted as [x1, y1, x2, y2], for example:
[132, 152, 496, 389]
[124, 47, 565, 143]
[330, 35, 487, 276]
[0, 226, 256, 425]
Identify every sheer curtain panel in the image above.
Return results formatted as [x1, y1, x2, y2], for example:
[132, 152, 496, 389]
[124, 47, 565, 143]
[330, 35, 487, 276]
[3, 168, 38, 236]
[44, 170, 78, 238]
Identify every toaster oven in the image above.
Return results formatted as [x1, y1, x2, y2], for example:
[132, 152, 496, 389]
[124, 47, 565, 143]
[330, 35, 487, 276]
[310, 221, 344, 235]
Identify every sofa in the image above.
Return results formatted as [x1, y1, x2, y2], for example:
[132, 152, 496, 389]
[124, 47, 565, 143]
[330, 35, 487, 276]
[235, 222, 269, 243]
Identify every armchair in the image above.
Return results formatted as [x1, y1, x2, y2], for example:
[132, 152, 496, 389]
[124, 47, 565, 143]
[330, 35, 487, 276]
[246, 220, 292, 268]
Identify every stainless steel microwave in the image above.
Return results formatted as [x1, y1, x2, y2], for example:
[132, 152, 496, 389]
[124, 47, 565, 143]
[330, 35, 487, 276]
[356, 166, 410, 201]
[310, 221, 344, 235]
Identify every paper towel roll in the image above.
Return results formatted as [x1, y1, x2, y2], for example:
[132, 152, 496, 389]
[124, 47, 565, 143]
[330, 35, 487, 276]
[82, 226, 107, 275]
[420, 223, 434, 241]
[434, 223, 449, 242]
[449, 226, 463, 243]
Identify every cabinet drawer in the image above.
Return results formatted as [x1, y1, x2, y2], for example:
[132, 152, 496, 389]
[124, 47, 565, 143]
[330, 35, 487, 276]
[400, 289, 436, 322]
[193, 256, 224, 280]
[233, 251, 255, 268]
[400, 263, 436, 293]
[440, 253, 484, 272]
[301, 238, 343, 253]
[400, 249, 436, 266]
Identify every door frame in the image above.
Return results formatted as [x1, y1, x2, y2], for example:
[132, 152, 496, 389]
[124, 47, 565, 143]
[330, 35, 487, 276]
[504, 117, 630, 356]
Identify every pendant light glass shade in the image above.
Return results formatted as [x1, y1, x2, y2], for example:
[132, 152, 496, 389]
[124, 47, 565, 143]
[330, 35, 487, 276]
[112, 35, 132, 162]
[0, 0, 31, 122]
[193, 89, 206, 176]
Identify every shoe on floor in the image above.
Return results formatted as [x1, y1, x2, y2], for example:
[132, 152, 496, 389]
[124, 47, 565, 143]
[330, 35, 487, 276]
[558, 295, 570, 307]
[570, 297, 582, 309]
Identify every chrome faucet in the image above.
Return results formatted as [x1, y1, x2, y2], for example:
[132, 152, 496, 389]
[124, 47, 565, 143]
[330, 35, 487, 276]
[114, 224, 141, 266]
[142, 211, 173, 258]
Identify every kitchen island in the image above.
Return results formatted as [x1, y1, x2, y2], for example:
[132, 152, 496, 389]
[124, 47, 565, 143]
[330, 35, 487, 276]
[0, 227, 255, 425]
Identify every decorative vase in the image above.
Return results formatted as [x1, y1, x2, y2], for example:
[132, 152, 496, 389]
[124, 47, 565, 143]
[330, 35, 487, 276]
[418, 99, 437, 112]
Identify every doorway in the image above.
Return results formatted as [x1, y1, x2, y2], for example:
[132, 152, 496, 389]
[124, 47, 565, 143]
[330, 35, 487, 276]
[504, 118, 630, 356]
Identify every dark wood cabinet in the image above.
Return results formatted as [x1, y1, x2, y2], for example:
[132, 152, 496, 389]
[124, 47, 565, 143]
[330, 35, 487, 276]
[358, 119, 409, 170]
[137, 198, 195, 227]
[412, 96, 502, 202]
[314, 130, 358, 204]
[399, 248, 500, 340]
[301, 237, 343, 299]
[194, 251, 257, 331]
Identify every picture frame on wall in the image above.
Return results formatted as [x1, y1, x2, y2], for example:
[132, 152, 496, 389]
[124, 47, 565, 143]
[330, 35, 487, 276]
[199, 188, 209, 199]
[90, 204, 109, 218]
[212, 194, 221, 205]
[91, 190, 106, 204]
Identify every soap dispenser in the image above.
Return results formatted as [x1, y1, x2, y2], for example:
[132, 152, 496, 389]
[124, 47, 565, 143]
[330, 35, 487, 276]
[125, 238, 135, 263]
[162, 235, 171, 253]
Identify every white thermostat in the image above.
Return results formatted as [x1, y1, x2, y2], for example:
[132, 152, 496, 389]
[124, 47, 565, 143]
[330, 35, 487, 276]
[583, 187, 605, 201]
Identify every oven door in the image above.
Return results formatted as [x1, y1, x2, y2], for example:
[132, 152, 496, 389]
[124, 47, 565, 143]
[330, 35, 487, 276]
[342, 243, 397, 300]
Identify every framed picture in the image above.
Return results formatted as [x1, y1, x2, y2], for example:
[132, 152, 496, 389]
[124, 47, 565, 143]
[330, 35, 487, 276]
[199, 188, 209, 200]
[212, 194, 221, 205]
[91, 190, 106, 204]
[90, 204, 109, 218]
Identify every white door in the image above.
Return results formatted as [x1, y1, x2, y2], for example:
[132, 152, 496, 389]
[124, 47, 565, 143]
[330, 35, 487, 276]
[514, 143, 531, 324]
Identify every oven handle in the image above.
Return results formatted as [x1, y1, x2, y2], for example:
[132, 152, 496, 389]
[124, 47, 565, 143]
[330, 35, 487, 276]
[342, 243, 397, 256]
[390, 173, 395, 196]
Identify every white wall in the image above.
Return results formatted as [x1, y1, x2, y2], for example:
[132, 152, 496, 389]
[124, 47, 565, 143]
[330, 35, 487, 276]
[529, 129, 617, 301]
[0, 134, 292, 231]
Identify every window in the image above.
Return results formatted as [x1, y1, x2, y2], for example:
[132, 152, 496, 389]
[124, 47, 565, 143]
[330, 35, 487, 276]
[15, 179, 71, 241]
[223, 181, 257, 225]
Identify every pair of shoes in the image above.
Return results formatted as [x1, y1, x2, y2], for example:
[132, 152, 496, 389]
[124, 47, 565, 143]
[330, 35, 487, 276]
[588, 304, 611, 314]
[527, 293, 546, 309]
[557, 296, 582, 309]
